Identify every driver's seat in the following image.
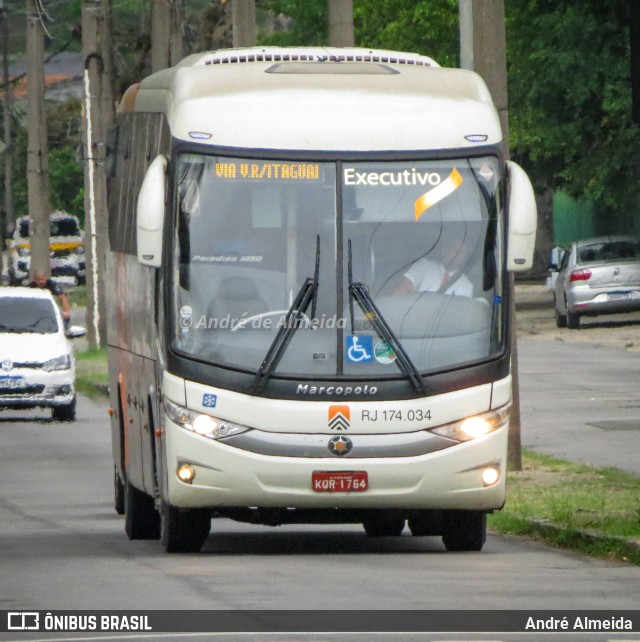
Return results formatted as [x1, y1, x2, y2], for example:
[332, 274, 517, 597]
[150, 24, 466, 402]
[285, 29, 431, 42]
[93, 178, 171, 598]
[207, 276, 268, 327]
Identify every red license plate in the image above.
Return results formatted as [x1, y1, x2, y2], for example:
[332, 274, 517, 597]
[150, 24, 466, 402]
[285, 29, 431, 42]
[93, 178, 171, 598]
[312, 471, 368, 493]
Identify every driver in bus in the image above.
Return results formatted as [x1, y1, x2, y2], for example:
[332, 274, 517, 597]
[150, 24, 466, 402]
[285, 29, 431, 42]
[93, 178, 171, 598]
[394, 232, 476, 297]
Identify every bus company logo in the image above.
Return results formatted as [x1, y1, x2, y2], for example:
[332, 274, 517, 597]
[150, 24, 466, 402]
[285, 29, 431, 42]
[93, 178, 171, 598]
[8, 612, 39, 630]
[295, 384, 378, 396]
[328, 435, 353, 457]
[414, 168, 464, 221]
[328, 405, 350, 431]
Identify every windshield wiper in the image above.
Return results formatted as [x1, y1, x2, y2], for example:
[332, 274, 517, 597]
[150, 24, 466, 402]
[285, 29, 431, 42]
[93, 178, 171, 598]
[348, 240, 425, 394]
[252, 236, 320, 394]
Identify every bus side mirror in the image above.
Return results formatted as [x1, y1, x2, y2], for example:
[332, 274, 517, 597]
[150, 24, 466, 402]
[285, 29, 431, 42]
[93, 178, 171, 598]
[137, 154, 167, 268]
[506, 160, 537, 272]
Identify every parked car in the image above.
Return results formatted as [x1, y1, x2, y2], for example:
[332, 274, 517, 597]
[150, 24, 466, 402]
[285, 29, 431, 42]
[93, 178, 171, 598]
[0, 287, 85, 420]
[8, 211, 86, 287]
[550, 235, 640, 329]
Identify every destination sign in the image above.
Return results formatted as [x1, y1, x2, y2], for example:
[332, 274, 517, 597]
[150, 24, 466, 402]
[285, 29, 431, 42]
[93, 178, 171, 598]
[214, 160, 321, 182]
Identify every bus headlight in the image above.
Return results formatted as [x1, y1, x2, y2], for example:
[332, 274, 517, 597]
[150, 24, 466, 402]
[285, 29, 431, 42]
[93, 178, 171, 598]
[164, 398, 251, 440]
[428, 405, 510, 442]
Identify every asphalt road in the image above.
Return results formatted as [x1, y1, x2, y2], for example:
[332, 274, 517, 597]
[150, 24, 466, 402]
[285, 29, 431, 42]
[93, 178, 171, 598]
[1, 386, 639, 641]
[515, 284, 640, 475]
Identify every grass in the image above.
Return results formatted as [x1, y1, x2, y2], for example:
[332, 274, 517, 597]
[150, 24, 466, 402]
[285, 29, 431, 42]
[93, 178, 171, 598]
[74, 345, 109, 398]
[489, 450, 640, 564]
[67, 284, 87, 308]
[71, 346, 640, 564]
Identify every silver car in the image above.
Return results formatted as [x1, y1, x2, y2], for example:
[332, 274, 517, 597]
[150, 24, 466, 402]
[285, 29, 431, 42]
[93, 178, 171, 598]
[552, 235, 640, 329]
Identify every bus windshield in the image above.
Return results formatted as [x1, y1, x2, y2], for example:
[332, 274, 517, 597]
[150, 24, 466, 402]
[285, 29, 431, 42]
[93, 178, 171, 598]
[172, 154, 504, 379]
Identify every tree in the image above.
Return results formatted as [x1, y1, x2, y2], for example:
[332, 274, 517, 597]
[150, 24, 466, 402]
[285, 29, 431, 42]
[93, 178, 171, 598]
[506, 0, 640, 230]
[259, 0, 328, 45]
[354, 0, 459, 67]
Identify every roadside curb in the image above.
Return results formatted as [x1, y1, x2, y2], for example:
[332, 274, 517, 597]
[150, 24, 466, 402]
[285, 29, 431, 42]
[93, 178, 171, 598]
[521, 518, 640, 562]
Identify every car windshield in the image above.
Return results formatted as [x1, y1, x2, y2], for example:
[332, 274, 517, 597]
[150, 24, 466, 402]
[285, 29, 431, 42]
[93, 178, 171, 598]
[50, 218, 80, 237]
[0, 297, 59, 334]
[577, 239, 640, 264]
[17, 218, 80, 239]
[172, 154, 504, 378]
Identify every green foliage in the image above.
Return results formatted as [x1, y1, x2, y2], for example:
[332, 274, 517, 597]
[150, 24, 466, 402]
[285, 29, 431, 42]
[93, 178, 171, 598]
[0, 99, 84, 224]
[259, 0, 328, 46]
[259, 0, 459, 65]
[49, 146, 84, 219]
[354, 0, 459, 66]
[506, 0, 640, 225]
[75, 345, 109, 398]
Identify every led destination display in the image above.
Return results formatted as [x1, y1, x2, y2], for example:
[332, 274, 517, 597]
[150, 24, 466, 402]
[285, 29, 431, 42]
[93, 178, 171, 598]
[214, 160, 321, 182]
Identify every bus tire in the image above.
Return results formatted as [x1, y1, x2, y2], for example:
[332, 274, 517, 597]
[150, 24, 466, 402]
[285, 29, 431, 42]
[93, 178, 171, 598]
[124, 481, 160, 540]
[441, 510, 486, 551]
[362, 515, 405, 537]
[160, 500, 210, 553]
[114, 467, 125, 515]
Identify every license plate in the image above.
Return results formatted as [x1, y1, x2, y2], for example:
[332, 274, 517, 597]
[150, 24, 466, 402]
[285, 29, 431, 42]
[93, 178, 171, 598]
[608, 292, 631, 301]
[0, 376, 25, 389]
[312, 471, 368, 493]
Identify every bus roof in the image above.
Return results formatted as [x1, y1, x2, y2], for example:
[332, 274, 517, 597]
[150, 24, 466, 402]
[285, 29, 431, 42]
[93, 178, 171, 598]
[123, 47, 502, 153]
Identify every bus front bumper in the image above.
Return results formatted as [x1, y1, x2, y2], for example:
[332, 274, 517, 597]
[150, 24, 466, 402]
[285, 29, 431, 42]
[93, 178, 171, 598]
[163, 420, 508, 512]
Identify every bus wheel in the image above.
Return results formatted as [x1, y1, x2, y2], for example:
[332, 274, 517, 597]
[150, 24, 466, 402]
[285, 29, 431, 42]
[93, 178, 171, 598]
[114, 467, 125, 515]
[441, 510, 486, 551]
[362, 515, 405, 537]
[124, 481, 160, 540]
[160, 500, 210, 553]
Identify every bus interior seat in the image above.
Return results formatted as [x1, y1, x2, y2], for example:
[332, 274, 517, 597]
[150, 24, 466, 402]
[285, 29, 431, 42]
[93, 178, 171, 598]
[207, 276, 268, 325]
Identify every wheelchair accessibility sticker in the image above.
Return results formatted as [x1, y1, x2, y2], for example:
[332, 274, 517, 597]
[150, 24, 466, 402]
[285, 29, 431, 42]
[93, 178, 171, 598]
[345, 335, 373, 363]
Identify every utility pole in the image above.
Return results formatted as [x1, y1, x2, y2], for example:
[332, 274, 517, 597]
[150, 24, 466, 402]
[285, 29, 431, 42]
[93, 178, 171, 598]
[26, 0, 50, 279]
[82, 0, 114, 347]
[151, 0, 184, 73]
[459, 0, 523, 470]
[1, 0, 15, 279]
[232, 0, 256, 47]
[631, 0, 640, 125]
[328, 0, 355, 47]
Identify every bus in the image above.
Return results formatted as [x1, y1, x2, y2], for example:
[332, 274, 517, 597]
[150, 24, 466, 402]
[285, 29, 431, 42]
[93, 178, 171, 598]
[106, 47, 537, 553]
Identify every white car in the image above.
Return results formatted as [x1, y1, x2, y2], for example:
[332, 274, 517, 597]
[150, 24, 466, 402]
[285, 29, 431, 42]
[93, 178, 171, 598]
[0, 287, 84, 420]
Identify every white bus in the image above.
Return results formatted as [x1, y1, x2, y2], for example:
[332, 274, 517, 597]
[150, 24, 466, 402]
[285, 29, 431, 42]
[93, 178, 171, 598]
[106, 47, 536, 553]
